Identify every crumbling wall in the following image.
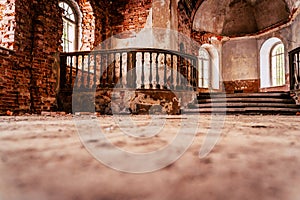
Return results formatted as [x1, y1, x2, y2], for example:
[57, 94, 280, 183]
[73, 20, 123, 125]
[90, 0, 152, 48]
[177, 1, 192, 54]
[78, 0, 95, 51]
[0, 0, 62, 114]
[71, 88, 195, 115]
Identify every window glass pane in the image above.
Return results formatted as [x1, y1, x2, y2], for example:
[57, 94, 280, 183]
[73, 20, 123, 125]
[271, 43, 285, 86]
[59, 1, 77, 52]
[69, 14, 75, 21]
[198, 48, 210, 88]
[59, 1, 76, 22]
[203, 60, 209, 87]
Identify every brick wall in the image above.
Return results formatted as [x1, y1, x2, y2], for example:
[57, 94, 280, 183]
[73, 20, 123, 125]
[0, 0, 62, 114]
[91, 0, 152, 48]
[78, 0, 95, 50]
[177, 2, 192, 54]
[1, 0, 196, 115]
[224, 79, 260, 93]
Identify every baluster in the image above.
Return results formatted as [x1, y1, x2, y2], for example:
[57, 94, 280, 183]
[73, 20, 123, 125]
[176, 55, 180, 90]
[99, 53, 103, 87]
[193, 58, 198, 89]
[106, 53, 109, 87]
[93, 53, 97, 88]
[69, 55, 73, 87]
[59, 54, 67, 89]
[141, 52, 145, 89]
[186, 57, 190, 90]
[127, 52, 136, 88]
[182, 56, 187, 89]
[190, 58, 193, 89]
[190, 58, 195, 90]
[126, 52, 131, 88]
[113, 52, 116, 86]
[81, 55, 85, 89]
[149, 52, 153, 89]
[155, 53, 160, 89]
[170, 54, 174, 89]
[188, 58, 192, 90]
[187, 58, 192, 90]
[132, 52, 137, 88]
[163, 53, 167, 89]
[119, 52, 123, 88]
[87, 54, 91, 89]
[75, 55, 79, 88]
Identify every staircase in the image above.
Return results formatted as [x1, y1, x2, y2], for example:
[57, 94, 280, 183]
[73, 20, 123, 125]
[184, 92, 300, 115]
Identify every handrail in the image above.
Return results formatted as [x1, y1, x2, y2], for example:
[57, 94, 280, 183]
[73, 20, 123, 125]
[289, 47, 300, 90]
[60, 48, 197, 60]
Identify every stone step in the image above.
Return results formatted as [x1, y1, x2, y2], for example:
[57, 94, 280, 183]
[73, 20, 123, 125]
[197, 98, 295, 104]
[190, 102, 300, 108]
[183, 107, 300, 114]
[197, 92, 291, 99]
[185, 92, 298, 115]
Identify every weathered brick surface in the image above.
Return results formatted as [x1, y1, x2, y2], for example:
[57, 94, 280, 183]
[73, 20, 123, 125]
[0, 0, 193, 115]
[1, 0, 62, 114]
[177, 2, 191, 53]
[78, 0, 95, 50]
[91, 0, 152, 48]
[224, 79, 260, 93]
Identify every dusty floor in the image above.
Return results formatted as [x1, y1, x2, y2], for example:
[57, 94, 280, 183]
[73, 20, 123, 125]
[1, 114, 300, 200]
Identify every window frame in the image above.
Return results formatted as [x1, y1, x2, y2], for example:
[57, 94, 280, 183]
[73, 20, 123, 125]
[270, 42, 285, 87]
[59, 1, 79, 52]
[198, 48, 211, 88]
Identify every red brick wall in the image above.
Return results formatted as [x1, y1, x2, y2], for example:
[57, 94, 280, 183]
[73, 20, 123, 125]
[224, 79, 260, 93]
[78, 0, 95, 50]
[1, 0, 196, 114]
[177, 2, 193, 54]
[90, 0, 152, 48]
[1, 0, 62, 114]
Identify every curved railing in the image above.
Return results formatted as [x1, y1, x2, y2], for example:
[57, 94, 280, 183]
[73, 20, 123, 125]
[289, 47, 300, 90]
[60, 48, 198, 91]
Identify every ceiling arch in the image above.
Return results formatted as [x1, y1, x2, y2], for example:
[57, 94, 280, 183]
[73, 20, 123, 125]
[192, 0, 299, 36]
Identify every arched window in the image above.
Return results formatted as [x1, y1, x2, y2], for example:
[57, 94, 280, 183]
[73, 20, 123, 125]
[260, 38, 286, 88]
[271, 43, 285, 86]
[198, 48, 210, 88]
[59, 1, 78, 52]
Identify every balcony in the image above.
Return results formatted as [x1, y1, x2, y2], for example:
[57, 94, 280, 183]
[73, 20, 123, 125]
[58, 48, 199, 114]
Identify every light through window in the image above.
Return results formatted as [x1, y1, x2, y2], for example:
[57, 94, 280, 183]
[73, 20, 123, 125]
[59, 1, 77, 52]
[198, 48, 210, 88]
[271, 43, 285, 86]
